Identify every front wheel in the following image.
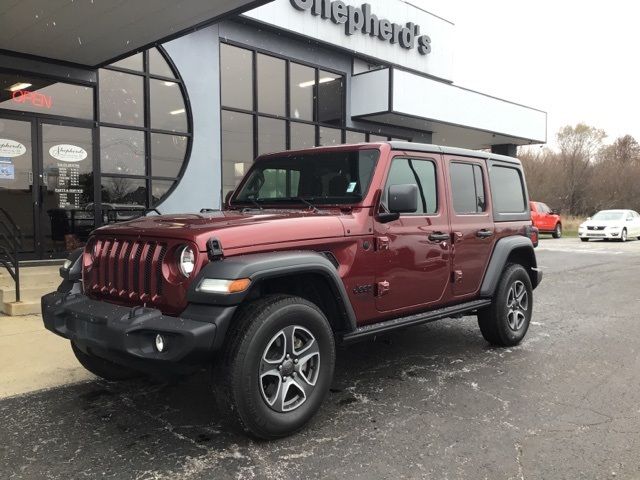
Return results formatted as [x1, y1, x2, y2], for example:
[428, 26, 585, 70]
[620, 228, 628, 242]
[552, 223, 562, 239]
[580, 238, 589, 242]
[213, 295, 335, 439]
[478, 264, 533, 347]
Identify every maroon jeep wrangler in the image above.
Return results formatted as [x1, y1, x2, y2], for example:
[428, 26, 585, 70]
[42, 142, 541, 438]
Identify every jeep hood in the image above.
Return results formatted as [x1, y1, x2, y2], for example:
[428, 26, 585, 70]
[92, 210, 346, 251]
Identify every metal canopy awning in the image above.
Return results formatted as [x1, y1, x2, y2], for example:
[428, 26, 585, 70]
[0, 0, 272, 67]
[351, 68, 547, 149]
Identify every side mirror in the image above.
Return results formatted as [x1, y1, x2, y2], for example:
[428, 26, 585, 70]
[550, 209, 559, 215]
[627, 217, 633, 222]
[378, 184, 418, 223]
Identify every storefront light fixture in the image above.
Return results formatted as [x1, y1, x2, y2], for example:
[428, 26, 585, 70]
[298, 77, 335, 88]
[170, 108, 185, 115]
[7, 82, 32, 92]
[163, 81, 176, 87]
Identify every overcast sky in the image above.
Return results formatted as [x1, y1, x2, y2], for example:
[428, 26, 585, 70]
[413, 1, 640, 148]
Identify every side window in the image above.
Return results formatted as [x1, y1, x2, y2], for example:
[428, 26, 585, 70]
[489, 165, 527, 214]
[383, 158, 437, 215]
[450, 162, 486, 214]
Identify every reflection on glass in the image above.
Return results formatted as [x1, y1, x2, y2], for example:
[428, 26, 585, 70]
[221, 44, 253, 110]
[100, 127, 145, 175]
[151, 133, 187, 178]
[148, 48, 175, 78]
[290, 122, 316, 149]
[317, 70, 343, 125]
[152, 179, 176, 206]
[0, 73, 94, 120]
[369, 134, 388, 142]
[258, 54, 285, 116]
[346, 131, 367, 144]
[109, 53, 143, 72]
[290, 63, 314, 121]
[258, 117, 286, 155]
[222, 110, 254, 196]
[150, 79, 188, 133]
[319, 126, 342, 146]
[99, 69, 144, 127]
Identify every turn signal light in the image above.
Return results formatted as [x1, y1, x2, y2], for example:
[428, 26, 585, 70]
[197, 278, 251, 294]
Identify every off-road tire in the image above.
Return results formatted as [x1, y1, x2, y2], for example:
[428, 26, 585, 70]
[552, 223, 562, 239]
[213, 295, 335, 439]
[71, 342, 140, 381]
[477, 263, 533, 347]
[580, 238, 589, 242]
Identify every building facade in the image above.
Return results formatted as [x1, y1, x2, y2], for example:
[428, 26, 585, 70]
[0, 0, 546, 260]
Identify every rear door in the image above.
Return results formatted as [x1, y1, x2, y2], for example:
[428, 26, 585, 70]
[374, 152, 452, 313]
[446, 157, 496, 298]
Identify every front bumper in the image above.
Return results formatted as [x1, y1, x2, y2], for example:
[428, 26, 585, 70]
[579, 229, 623, 239]
[42, 291, 233, 376]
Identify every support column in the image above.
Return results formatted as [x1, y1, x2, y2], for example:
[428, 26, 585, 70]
[491, 144, 518, 157]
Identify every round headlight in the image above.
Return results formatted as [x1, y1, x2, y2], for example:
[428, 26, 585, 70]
[178, 246, 195, 277]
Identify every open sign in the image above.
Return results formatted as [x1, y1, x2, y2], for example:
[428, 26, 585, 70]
[12, 90, 53, 109]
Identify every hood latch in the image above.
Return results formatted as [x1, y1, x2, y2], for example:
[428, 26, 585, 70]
[207, 237, 224, 261]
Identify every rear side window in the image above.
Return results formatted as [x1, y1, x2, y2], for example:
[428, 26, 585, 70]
[450, 162, 486, 214]
[383, 158, 437, 214]
[490, 165, 526, 213]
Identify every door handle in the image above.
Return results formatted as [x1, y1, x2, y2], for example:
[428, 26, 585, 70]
[428, 232, 450, 242]
[476, 229, 494, 238]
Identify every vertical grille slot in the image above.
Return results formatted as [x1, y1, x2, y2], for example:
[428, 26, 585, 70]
[156, 245, 167, 296]
[143, 243, 156, 294]
[122, 241, 134, 292]
[132, 242, 143, 294]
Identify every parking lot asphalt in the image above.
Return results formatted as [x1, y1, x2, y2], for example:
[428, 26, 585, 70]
[2, 237, 640, 479]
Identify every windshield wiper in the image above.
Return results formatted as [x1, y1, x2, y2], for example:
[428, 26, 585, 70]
[241, 197, 263, 212]
[294, 197, 321, 213]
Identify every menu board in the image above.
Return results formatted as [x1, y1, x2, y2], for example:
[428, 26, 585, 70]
[54, 163, 83, 208]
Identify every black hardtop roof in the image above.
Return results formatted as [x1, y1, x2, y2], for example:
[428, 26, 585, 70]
[388, 141, 522, 165]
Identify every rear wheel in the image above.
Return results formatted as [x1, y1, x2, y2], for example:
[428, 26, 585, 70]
[478, 264, 533, 347]
[213, 295, 335, 439]
[552, 223, 562, 239]
[71, 342, 140, 381]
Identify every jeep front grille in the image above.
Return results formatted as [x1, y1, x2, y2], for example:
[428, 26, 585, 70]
[86, 238, 168, 304]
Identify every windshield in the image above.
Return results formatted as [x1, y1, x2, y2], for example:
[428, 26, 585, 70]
[592, 211, 625, 221]
[232, 149, 379, 206]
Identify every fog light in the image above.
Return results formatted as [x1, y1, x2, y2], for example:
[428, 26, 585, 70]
[155, 334, 165, 353]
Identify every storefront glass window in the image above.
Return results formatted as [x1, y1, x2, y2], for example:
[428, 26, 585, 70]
[151, 133, 188, 178]
[290, 122, 316, 150]
[0, 73, 94, 120]
[221, 44, 253, 110]
[319, 126, 342, 146]
[148, 48, 175, 78]
[258, 54, 285, 116]
[290, 63, 315, 121]
[150, 79, 188, 133]
[222, 110, 254, 197]
[100, 127, 145, 175]
[317, 71, 343, 126]
[99, 69, 144, 127]
[346, 131, 367, 143]
[258, 116, 286, 155]
[109, 53, 143, 72]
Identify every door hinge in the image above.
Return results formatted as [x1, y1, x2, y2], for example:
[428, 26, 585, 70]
[376, 236, 390, 251]
[376, 280, 390, 296]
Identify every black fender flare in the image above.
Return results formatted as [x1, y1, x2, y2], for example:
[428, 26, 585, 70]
[480, 236, 541, 297]
[187, 251, 357, 332]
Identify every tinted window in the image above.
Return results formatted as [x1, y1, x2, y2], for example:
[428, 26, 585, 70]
[450, 162, 486, 214]
[290, 122, 316, 149]
[290, 63, 315, 121]
[149, 79, 188, 133]
[221, 110, 254, 197]
[99, 69, 143, 126]
[151, 133, 188, 178]
[148, 48, 175, 78]
[384, 158, 437, 214]
[317, 71, 343, 126]
[100, 127, 145, 175]
[258, 116, 286, 155]
[489, 165, 526, 213]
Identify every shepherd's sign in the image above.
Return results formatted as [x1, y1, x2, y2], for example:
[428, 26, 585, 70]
[290, 0, 431, 54]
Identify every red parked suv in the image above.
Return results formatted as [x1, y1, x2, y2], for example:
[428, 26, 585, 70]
[530, 201, 562, 238]
[43, 142, 542, 439]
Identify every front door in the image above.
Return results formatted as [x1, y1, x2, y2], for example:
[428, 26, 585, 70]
[0, 114, 95, 259]
[374, 154, 452, 313]
[38, 120, 95, 258]
[0, 116, 37, 258]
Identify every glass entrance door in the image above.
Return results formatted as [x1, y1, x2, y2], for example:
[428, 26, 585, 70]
[0, 116, 36, 257]
[38, 120, 95, 258]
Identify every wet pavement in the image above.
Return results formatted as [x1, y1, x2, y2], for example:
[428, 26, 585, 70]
[2, 237, 640, 479]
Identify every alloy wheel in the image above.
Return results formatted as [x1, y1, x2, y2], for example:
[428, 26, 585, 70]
[506, 280, 528, 331]
[259, 325, 320, 413]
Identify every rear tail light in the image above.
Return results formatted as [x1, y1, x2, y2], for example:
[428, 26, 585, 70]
[526, 225, 539, 247]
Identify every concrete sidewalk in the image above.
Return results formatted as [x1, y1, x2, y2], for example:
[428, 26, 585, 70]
[0, 313, 93, 399]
